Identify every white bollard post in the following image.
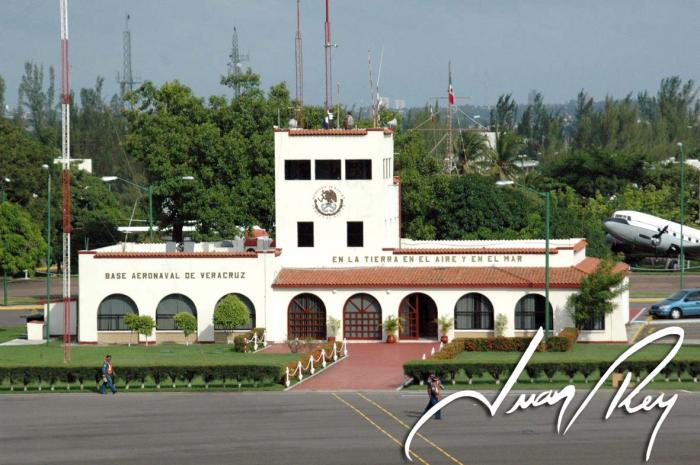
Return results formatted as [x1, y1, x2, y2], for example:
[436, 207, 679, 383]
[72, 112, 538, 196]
[263, 331, 268, 348]
[297, 361, 303, 381]
[343, 338, 348, 357]
[430, 347, 435, 356]
[285, 367, 290, 388]
[309, 355, 315, 375]
[332, 343, 338, 362]
[321, 349, 327, 368]
[422, 353, 426, 360]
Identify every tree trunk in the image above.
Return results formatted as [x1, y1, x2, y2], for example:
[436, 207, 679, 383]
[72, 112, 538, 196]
[173, 223, 184, 243]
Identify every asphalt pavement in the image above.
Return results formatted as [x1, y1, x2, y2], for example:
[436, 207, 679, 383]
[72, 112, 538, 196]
[0, 390, 698, 465]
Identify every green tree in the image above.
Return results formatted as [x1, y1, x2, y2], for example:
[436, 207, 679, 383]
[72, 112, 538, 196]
[124, 313, 140, 347]
[484, 130, 524, 180]
[567, 260, 627, 330]
[138, 315, 155, 346]
[18, 62, 58, 143]
[490, 93, 518, 130]
[0, 202, 46, 281]
[213, 295, 250, 336]
[0, 74, 5, 117]
[174, 312, 198, 345]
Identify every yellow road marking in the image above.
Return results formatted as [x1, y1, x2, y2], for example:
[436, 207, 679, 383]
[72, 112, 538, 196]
[331, 393, 431, 465]
[358, 392, 465, 465]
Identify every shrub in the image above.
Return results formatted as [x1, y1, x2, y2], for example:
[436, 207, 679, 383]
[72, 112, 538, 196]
[233, 327, 266, 353]
[214, 295, 250, 332]
[545, 336, 573, 352]
[525, 364, 543, 383]
[495, 314, 508, 338]
[138, 315, 155, 346]
[558, 327, 579, 345]
[124, 313, 140, 346]
[174, 312, 197, 345]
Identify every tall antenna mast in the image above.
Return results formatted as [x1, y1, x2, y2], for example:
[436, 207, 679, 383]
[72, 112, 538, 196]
[367, 50, 374, 127]
[294, 0, 304, 126]
[117, 14, 140, 104]
[59, 0, 72, 362]
[323, 0, 333, 112]
[228, 27, 249, 98]
[446, 61, 457, 173]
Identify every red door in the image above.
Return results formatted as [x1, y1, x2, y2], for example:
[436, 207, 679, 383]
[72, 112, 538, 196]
[399, 295, 419, 339]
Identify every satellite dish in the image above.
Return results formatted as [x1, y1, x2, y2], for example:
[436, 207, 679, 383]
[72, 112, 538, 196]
[387, 118, 398, 128]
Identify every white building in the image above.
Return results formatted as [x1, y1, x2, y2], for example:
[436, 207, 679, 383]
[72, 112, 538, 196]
[77, 128, 629, 344]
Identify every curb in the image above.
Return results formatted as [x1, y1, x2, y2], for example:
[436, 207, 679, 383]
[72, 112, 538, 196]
[283, 354, 350, 391]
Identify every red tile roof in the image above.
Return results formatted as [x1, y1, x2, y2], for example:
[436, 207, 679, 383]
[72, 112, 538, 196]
[391, 248, 556, 255]
[93, 252, 258, 259]
[272, 257, 628, 289]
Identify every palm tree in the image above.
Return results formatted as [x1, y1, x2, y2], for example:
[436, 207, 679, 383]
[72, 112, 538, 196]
[457, 130, 489, 173]
[485, 130, 525, 179]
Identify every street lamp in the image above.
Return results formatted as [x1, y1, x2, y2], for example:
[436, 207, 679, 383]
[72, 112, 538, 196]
[42, 164, 52, 343]
[496, 179, 551, 338]
[101, 176, 195, 237]
[678, 142, 685, 289]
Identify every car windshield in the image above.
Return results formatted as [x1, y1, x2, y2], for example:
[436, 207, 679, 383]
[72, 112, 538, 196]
[668, 291, 688, 300]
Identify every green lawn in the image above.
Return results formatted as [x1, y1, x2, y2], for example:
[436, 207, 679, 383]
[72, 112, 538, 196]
[0, 343, 298, 368]
[449, 343, 700, 364]
[0, 326, 27, 344]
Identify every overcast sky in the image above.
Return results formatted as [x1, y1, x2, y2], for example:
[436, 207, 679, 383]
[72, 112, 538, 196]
[2, 0, 699, 108]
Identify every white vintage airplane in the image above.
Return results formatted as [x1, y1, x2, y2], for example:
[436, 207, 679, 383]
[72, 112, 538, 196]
[604, 210, 700, 259]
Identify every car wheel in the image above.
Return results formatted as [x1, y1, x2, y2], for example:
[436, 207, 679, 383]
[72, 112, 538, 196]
[670, 308, 682, 320]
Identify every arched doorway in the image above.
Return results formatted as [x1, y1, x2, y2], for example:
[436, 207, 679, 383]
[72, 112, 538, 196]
[156, 294, 197, 330]
[288, 293, 326, 339]
[399, 293, 438, 339]
[343, 293, 382, 340]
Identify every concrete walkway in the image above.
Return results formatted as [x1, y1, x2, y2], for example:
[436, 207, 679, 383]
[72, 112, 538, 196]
[292, 341, 440, 390]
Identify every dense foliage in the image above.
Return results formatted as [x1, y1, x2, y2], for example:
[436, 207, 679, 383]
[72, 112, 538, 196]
[213, 295, 249, 330]
[3, 59, 700, 268]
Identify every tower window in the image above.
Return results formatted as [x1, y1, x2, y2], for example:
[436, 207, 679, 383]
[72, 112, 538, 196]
[285, 160, 311, 180]
[315, 160, 341, 180]
[297, 222, 314, 247]
[347, 221, 364, 247]
[346, 159, 372, 180]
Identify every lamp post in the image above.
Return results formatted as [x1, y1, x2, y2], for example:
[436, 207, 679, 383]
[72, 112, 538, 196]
[101, 176, 195, 237]
[496, 180, 551, 338]
[1, 177, 10, 306]
[678, 142, 685, 289]
[42, 165, 52, 342]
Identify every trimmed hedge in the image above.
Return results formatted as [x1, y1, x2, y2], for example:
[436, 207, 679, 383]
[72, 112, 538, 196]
[404, 359, 700, 385]
[433, 336, 572, 362]
[0, 364, 286, 391]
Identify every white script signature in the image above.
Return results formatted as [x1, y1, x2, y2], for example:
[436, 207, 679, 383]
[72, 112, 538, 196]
[405, 326, 684, 461]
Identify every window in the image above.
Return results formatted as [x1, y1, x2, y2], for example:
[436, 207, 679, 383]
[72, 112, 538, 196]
[345, 159, 372, 179]
[582, 313, 605, 330]
[97, 294, 138, 331]
[285, 160, 311, 180]
[514, 294, 553, 330]
[297, 222, 314, 247]
[156, 294, 197, 330]
[454, 293, 494, 330]
[315, 160, 341, 180]
[686, 291, 700, 302]
[344, 293, 382, 340]
[347, 221, 364, 247]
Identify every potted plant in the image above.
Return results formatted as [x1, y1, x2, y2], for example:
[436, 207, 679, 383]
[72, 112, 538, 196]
[327, 316, 341, 342]
[383, 315, 403, 343]
[437, 315, 453, 344]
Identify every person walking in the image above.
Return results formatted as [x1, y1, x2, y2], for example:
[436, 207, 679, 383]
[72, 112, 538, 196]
[100, 355, 117, 394]
[424, 374, 443, 419]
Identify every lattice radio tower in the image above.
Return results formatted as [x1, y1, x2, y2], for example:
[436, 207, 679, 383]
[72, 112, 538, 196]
[228, 27, 249, 98]
[59, 0, 72, 362]
[294, 0, 304, 126]
[117, 14, 140, 101]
